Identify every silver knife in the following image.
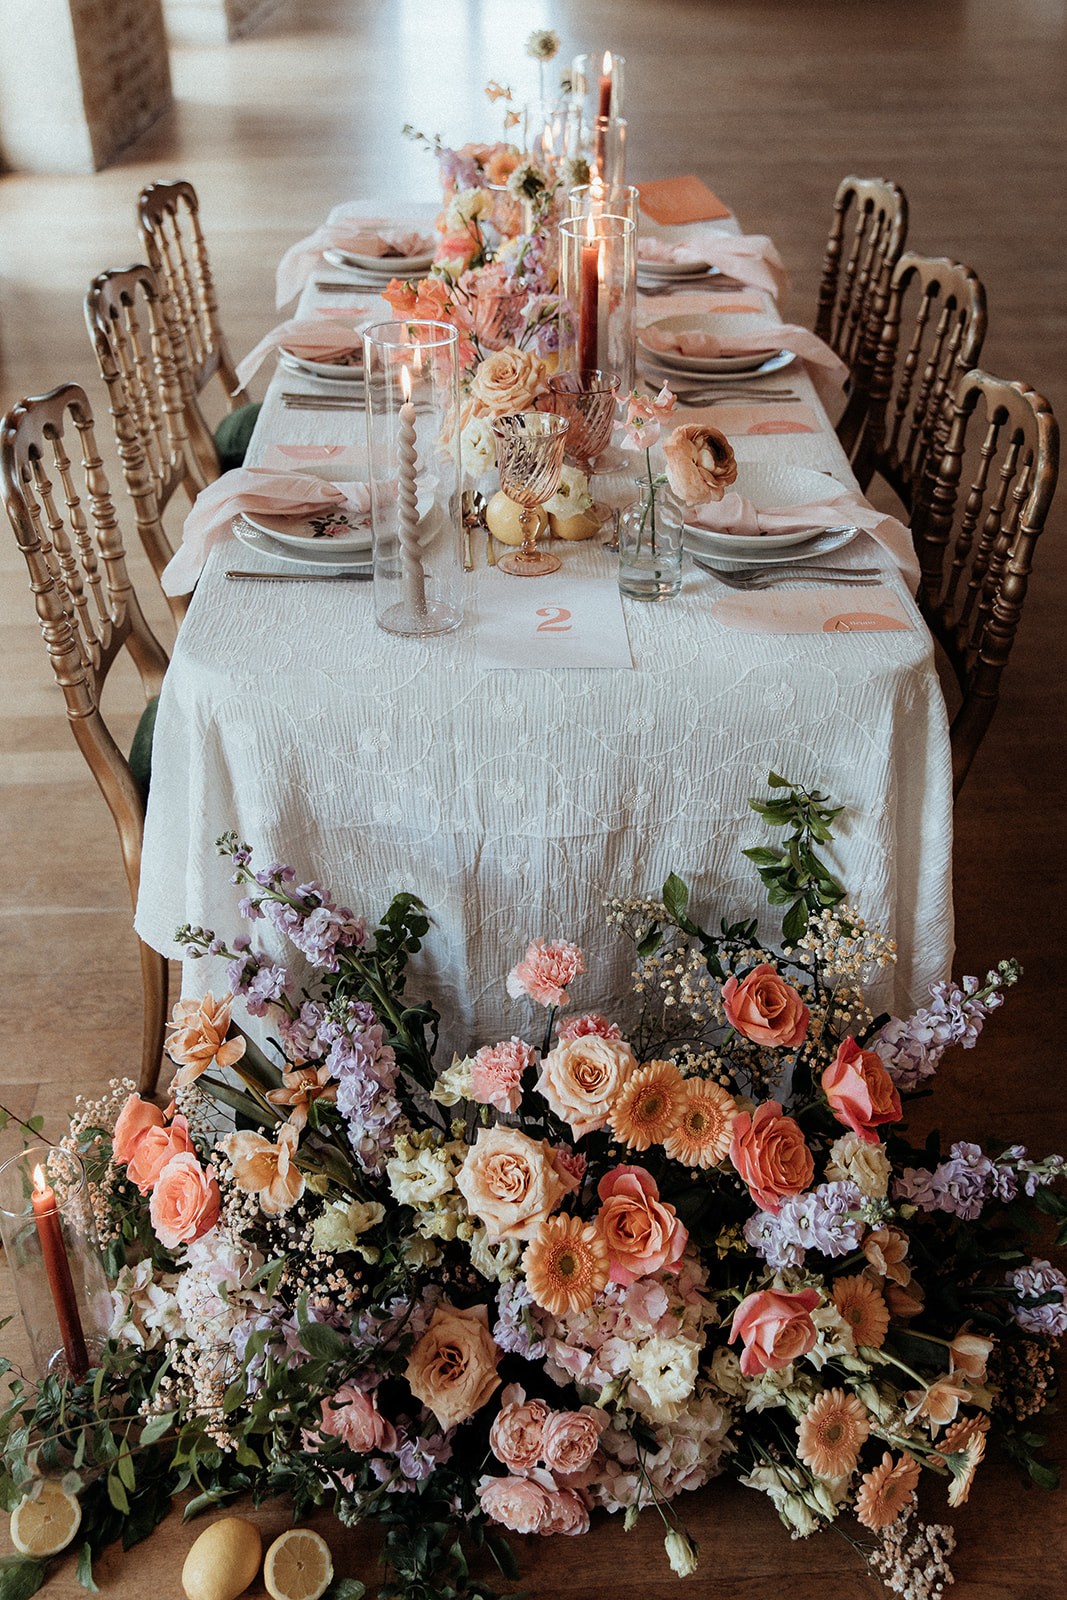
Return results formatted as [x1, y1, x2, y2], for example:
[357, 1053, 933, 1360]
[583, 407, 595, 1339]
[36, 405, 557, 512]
[225, 569, 372, 582]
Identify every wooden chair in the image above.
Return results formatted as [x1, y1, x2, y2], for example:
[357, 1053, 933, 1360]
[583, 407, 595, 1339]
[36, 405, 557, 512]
[1, 384, 170, 1094]
[814, 176, 909, 453]
[85, 263, 207, 626]
[137, 179, 258, 482]
[851, 253, 988, 517]
[916, 369, 1059, 796]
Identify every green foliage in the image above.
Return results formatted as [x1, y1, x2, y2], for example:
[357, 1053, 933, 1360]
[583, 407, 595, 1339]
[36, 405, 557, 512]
[744, 771, 845, 943]
[0, 1558, 45, 1600]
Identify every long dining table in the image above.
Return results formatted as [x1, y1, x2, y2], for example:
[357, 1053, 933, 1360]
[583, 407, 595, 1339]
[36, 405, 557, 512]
[134, 198, 954, 1051]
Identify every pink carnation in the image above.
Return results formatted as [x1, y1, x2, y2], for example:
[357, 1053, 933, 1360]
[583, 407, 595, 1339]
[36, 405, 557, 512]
[319, 1384, 396, 1453]
[471, 1037, 536, 1114]
[507, 940, 586, 1008]
[556, 1013, 622, 1044]
[553, 1145, 588, 1189]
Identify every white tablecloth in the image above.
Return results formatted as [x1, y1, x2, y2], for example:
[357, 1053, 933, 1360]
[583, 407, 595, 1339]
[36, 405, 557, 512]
[135, 201, 953, 1052]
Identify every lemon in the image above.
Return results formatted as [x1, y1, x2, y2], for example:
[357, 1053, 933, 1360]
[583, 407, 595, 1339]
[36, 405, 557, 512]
[549, 508, 601, 542]
[10, 1479, 82, 1557]
[485, 490, 548, 547]
[263, 1529, 334, 1600]
[181, 1516, 262, 1600]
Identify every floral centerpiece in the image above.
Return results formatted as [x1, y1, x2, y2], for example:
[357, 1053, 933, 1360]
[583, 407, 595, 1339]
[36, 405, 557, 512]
[1, 776, 1064, 1600]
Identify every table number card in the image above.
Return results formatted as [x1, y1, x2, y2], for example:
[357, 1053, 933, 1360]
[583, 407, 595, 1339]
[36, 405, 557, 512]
[473, 569, 634, 669]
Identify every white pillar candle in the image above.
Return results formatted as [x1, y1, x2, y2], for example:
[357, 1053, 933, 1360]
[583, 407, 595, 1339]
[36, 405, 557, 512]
[397, 365, 427, 617]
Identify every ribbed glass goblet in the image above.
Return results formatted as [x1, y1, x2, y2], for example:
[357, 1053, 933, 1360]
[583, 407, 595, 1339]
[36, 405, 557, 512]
[492, 413, 570, 577]
[544, 370, 619, 472]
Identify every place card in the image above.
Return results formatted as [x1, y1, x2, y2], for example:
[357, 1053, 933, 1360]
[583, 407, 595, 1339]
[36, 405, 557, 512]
[707, 584, 913, 634]
[713, 403, 822, 436]
[638, 176, 732, 225]
[473, 569, 633, 669]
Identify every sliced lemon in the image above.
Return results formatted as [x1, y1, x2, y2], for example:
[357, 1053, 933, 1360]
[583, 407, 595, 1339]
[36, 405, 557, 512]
[263, 1529, 334, 1600]
[10, 1479, 82, 1557]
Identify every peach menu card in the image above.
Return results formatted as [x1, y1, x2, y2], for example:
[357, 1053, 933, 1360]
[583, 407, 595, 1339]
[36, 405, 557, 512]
[638, 176, 732, 225]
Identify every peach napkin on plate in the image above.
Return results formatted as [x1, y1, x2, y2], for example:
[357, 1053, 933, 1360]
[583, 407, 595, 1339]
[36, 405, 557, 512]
[235, 316, 370, 387]
[641, 322, 848, 402]
[162, 468, 371, 594]
[275, 221, 433, 306]
[637, 176, 732, 224]
[688, 490, 920, 589]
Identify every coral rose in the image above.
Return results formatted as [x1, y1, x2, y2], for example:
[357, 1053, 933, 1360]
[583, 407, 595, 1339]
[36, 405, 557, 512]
[457, 1125, 573, 1240]
[536, 1035, 638, 1137]
[729, 1099, 814, 1212]
[149, 1153, 220, 1250]
[405, 1301, 501, 1431]
[822, 1037, 903, 1144]
[729, 1287, 820, 1376]
[489, 1384, 548, 1472]
[541, 1408, 607, 1475]
[126, 1112, 195, 1195]
[478, 1471, 552, 1534]
[112, 1093, 165, 1165]
[722, 963, 809, 1048]
[595, 1165, 688, 1285]
[662, 423, 737, 504]
[469, 347, 548, 418]
[320, 1384, 396, 1452]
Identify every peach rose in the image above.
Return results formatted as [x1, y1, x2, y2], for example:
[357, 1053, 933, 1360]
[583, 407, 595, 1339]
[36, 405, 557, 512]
[536, 1036, 638, 1137]
[541, 1408, 607, 1476]
[112, 1094, 165, 1165]
[478, 1471, 552, 1534]
[126, 1112, 195, 1195]
[729, 1287, 820, 1376]
[662, 423, 737, 505]
[469, 347, 548, 418]
[822, 1037, 902, 1144]
[405, 1301, 502, 1431]
[595, 1165, 688, 1285]
[456, 1126, 573, 1240]
[541, 1486, 590, 1536]
[729, 1099, 814, 1212]
[722, 964, 809, 1048]
[149, 1153, 220, 1250]
[320, 1384, 396, 1453]
[490, 1384, 548, 1472]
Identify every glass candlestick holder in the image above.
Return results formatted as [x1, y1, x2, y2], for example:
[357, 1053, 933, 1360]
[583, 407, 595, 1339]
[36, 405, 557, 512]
[362, 320, 463, 637]
[570, 52, 626, 118]
[558, 214, 637, 394]
[0, 1144, 110, 1382]
[568, 182, 640, 228]
[591, 114, 628, 188]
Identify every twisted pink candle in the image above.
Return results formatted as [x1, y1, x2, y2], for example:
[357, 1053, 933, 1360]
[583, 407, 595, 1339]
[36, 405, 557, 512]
[397, 399, 427, 617]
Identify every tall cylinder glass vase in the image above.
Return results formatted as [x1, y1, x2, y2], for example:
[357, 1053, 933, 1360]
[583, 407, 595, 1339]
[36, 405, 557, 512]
[558, 214, 636, 393]
[0, 1144, 111, 1381]
[362, 320, 463, 637]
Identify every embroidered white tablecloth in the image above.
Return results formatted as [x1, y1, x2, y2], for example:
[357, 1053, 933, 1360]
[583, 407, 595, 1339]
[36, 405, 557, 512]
[135, 201, 953, 1052]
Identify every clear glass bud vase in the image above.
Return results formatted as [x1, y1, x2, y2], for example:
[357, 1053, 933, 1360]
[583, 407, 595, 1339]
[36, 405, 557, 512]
[617, 477, 683, 600]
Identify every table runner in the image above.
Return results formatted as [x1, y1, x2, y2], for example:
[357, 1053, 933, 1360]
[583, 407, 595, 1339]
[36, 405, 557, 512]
[134, 199, 954, 1051]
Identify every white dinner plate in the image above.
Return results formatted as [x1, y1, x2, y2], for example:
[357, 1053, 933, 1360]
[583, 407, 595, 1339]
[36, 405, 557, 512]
[236, 505, 372, 556]
[278, 347, 364, 382]
[321, 249, 429, 285]
[330, 246, 435, 275]
[687, 524, 860, 571]
[233, 519, 372, 567]
[681, 464, 854, 563]
[639, 313, 795, 375]
[636, 253, 714, 278]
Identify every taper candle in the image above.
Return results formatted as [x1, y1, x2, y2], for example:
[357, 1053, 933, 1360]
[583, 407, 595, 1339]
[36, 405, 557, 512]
[397, 365, 427, 618]
[31, 1164, 88, 1381]
[579, 217, 600, 374]
[595, 51, 613, 175]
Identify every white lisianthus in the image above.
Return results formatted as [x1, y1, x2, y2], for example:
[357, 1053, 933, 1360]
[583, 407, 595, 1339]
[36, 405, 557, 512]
[386, 1141, 457, 1209]
[312, 1197, 385, 1254]
[543, 463, 593, 518]
[825, 1131, 892, 1197]
[458, 418, 498, 482]
[664, 1529, 699, 1578]
[445, 187, 493, 230]
[525, 28, 560, 62]
[807, 1302, 856, 1369]
[626, 1335, 700, 1422]
[469, 1225, 523, 1282]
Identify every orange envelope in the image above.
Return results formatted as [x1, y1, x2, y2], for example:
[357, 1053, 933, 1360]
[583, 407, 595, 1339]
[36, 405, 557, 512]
[638, 176, 732, 225]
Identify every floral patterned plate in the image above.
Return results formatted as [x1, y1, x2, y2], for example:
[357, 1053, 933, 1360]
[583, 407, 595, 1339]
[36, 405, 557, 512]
[237, 504, 372, 556]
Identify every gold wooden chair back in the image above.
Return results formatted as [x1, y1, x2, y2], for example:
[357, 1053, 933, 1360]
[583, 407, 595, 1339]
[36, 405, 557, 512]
[1, 384, 170, 1093]
[852, 253, 988, 515]
[137, 179, 247, 481]
[815, 176, 909, 453]
[85, 263, 206, 625]
[917, 369, 1059, 796]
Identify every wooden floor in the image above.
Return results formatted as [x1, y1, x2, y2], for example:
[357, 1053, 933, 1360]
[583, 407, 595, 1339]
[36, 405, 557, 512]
[0, 1, 1065, 1594]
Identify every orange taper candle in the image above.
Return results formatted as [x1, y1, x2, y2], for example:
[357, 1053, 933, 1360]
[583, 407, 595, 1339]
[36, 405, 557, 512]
[31, 1164, 88, 1381]
[595, 51, 613, 176]
[579, 217, 600, 374]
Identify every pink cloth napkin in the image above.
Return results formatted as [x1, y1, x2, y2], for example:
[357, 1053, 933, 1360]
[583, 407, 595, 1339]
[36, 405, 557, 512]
[639, 233, 788, 299]
[275, 221, 433, 306]
[688, 489, 920, 590]
[162, 468, 371, 594]
[235, 316, 371, 389]
[641, 322, 848, 404]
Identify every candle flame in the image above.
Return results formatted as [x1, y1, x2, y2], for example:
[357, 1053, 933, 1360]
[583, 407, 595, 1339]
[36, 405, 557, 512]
[32, 1163, 47, 1195]
[400, 364, 412, 402]
[603, 50, 613, 74]
[585, 212, 597, 244]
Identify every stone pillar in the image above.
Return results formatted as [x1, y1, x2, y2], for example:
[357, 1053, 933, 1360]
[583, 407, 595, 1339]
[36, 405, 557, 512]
[162, 0, 284, 45]
[0, 0, 172, 174]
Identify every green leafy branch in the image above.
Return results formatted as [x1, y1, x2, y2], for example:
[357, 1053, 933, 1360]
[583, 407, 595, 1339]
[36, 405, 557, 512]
[743, 772, 846, 944]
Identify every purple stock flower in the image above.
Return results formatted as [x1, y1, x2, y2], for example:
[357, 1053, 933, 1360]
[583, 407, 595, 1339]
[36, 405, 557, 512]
[1008, 1260, 1067, 1337]
[895, 1141, 995, 1220]
[276, 1001, 328, 1062]
[244, 964, 289, 1017]
[746, 1182, 863, 1269]
[743, 1210, 804, 1272]
[238, 896, 264, 921]
[875, 975, 1004, 1091]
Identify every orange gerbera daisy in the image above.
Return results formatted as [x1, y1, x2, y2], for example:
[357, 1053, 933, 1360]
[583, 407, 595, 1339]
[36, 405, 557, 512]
[522, 1214, 609, 1316]
[662, 1080, 738, 1168]
[854, 1451, 921, 1531]
[832, 1274, 890, 1349]
[796, 1387, 871, 1479]
[934, 1413, 989, 1507]
[609, 1060, 685, 1150]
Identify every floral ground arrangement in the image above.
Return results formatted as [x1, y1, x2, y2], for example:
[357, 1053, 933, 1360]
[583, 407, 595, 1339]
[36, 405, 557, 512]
[2, 777, 1065, 1600]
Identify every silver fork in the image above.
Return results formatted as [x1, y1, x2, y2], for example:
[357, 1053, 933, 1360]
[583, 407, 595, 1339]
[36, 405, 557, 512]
[697, 562, 882, 591]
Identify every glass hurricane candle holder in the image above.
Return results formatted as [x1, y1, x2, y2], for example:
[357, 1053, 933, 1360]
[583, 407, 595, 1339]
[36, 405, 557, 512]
[558, 214, 637, 393]
[591, 114, 627, 188]
[568, 182, 640, 228]
[569, 52, 626, 118]
[543, 370, 620, 472]
[362, 320, 463, 637]
[0, 1144, 110, 1381]
[493, 413, 570, 577]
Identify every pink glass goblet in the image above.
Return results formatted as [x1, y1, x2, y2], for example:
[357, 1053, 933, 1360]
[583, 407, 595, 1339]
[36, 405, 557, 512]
[492, 413, 570, 577]
[544, 369, 620, 472]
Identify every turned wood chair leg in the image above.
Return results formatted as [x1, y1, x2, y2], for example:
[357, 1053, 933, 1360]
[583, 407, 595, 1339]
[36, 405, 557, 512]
[139, 938, 169, 1097]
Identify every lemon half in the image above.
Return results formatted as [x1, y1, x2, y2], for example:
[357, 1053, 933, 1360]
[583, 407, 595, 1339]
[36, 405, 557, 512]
[263, 1529, 334, 1600]
[10, 1479, 82, 1557]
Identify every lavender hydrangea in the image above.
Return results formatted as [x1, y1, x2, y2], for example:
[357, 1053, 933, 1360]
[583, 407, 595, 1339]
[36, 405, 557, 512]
[493, 1276, 546, 1359]
[745, 1182, 863, 1270]
[874, 965, 1018, 1091]
[1008, 1260, 1067, 1337]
